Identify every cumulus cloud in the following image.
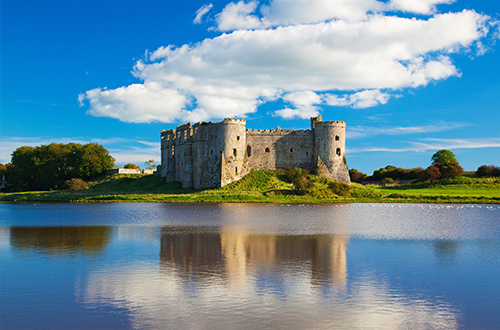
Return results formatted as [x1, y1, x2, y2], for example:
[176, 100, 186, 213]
[80, 0, 496, 123]
[274, 91, 321, 119]
[324, 90, 393, 109]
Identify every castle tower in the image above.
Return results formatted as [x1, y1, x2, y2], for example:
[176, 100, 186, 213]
[313, 118, 351, 184]
[219, 118, 248, 186]
[160, 129, 176, 182]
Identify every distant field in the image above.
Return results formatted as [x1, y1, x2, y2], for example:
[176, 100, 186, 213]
[1, 172, 499, 204]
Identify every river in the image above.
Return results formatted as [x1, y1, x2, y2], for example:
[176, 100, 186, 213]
[1, 202, 499, 329]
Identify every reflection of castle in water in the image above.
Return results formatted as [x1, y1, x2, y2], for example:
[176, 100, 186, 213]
[160, 227, 348, 286]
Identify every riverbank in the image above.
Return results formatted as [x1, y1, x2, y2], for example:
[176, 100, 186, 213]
[1, 171, 499, 204]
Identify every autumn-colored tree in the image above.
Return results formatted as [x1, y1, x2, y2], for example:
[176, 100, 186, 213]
[431, 149, 463, 179]
[476, 165, 500, 178]
[349, 169, 366, 183]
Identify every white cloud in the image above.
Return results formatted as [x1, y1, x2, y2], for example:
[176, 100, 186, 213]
[347, 122, 471, 139]
[348, 137, 500, 153]
[215, 1, 261, 31]
[194, 3, 214, 24]
[274, 91, 321, 119]
[388, 0, 456, 15]
[81, 1, 495, 124]
[324, 90, 393, 109]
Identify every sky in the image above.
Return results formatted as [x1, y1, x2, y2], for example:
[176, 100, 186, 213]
[1, 0, 499, 174]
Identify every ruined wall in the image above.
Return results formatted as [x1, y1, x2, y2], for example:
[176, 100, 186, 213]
[246, 129, 314, 171]
[160, 116, 350, 189]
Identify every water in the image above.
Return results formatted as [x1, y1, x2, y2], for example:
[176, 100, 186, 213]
[1, 203, 499, 329]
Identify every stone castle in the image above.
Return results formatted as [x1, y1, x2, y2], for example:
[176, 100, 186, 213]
[158, 116, 350, 189]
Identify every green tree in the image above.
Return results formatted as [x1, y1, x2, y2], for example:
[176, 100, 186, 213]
[124, 163, 141, 170]
[77, 143, 115, 179]
[430, 149, 463, 179]
[144, 159, 157, 170]
[5, 143, 114, 191]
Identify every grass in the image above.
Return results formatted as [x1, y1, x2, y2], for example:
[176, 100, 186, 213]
[1, 171, 499, 204]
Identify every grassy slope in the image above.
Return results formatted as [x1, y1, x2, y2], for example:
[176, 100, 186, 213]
[1, 172, 499, 203]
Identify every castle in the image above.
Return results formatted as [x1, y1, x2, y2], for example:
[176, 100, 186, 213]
[158, 116, 350, 189]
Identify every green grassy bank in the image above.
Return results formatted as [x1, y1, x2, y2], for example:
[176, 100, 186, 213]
[1, 171, 500, 204]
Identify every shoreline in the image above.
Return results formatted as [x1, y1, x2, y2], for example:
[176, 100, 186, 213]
[1, 172, 499, 204]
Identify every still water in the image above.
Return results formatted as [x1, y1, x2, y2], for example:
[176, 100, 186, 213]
[1, 202, 500, 329]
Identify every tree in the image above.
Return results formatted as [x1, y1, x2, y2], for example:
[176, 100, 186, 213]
[124, 163, 141, 170]
[77, 143, 115, 179]
[430, 149, 463, 179]
[476, 165, 500, 178]
[144, 159, 157, 170]
[349, 169, 366, 183]
[431, 149, 459, 167]
[5, 143, 115, 191]
[417, 165, 441, 182]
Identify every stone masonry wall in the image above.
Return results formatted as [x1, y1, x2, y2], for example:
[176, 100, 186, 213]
[160, 117, 350, 189]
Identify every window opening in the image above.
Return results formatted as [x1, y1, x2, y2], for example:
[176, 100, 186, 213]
[290, 148, 294, 153]
[247, 145, 252, 157]
[265, 147, 270, 153]
[335, 135, 340, 141]
[336, 148, 341, 156]
[233, 148, 237, 156]
[237, 136, 240, 141]
[235, 167, 238, 174]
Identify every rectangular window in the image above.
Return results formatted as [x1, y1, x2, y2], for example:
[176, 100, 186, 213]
[233, 148, 237, 156]
[237, 136, 240, 140]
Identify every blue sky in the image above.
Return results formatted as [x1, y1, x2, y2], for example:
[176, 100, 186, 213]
[1, 0, 499, 174]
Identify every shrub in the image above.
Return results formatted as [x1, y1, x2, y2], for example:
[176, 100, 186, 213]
[279, 167, 313, 195]
[416, 165, 441, 182]
[476, 165, 500, 178]
[349, 169, 366, 183]
[327, 180, 350, 197]
[64, 178, 89, 190]
[382, 177, 396, 185]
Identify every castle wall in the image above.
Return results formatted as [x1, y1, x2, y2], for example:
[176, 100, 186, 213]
[160, 116, 350, 189]
[246, 129, 314, 171]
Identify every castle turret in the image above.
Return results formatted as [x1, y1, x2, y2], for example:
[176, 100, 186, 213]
[313, 119, 351, 184]
[160, 129, 176, 182]
[219, 118, 248, 186]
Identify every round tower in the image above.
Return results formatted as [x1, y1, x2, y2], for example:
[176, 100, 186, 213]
[313, 120, 351, 184]
[160, 129, 176, 182]
[220, 118, 247, 185]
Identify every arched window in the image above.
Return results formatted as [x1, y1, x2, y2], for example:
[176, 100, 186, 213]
[247, 145, 252, 157]
[336, 148, 341, 156]
[290, 148, 294, 153]
[265, 147, 270, 153]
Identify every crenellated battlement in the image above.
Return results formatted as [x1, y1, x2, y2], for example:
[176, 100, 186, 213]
[222, 118, 246, 125]
[246, 128, 312, 136]
[316, 120, 346, 127]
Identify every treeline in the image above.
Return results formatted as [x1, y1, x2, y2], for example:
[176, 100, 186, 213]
[1, 143, 115, 191]
[349, 149, 499, 184]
